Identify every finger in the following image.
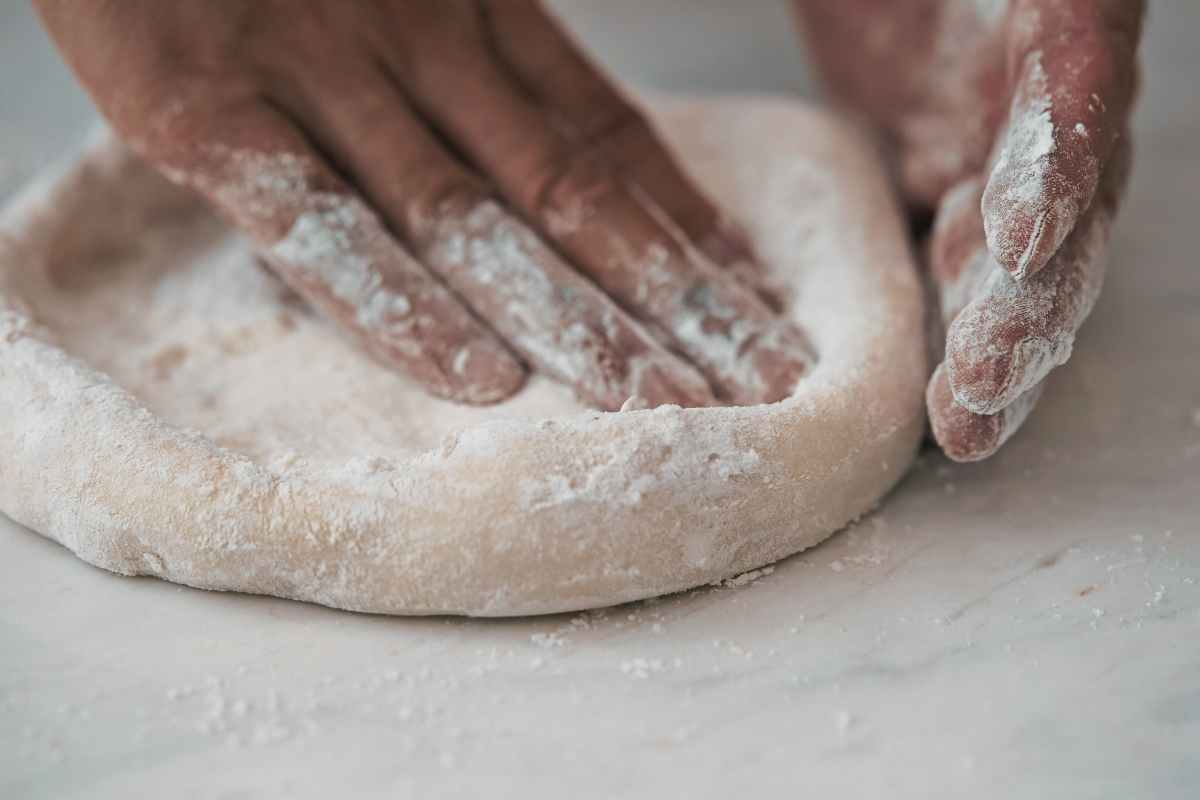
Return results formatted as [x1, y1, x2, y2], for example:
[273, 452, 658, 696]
[423, 202, 717, 409]
[480, 0, 766, 283]
[386, 27, 814, 404]
[926, 176, 1043, 461]
[983, 0, 1143, 281]
[928, 175, 991, 329]
[139, 96, 525, 404]
[927, 363, 1043, 462]
[267, 65, 714, 410]
[947, 132, 1130, 415]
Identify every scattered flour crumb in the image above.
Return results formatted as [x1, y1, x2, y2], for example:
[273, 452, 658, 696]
[530, 632, 566, 649]
[619, 658, 669, 679]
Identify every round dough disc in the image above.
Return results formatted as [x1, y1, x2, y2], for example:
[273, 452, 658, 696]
[0, 97, 927, 616]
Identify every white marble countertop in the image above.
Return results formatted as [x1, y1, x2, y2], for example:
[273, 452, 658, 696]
[2, 2, 1198, 797]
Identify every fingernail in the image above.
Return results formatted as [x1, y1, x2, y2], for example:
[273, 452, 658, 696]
[698, 231, 749, 270]
[627, 360, 715, 410]
[946, 320, 1071, 416]
[441, 337, 526, 405]
[982, 54, 1071, 282]
[742, 322, 813, 405]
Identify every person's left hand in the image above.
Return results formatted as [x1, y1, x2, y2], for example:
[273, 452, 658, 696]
[795, 0, 1145, 461]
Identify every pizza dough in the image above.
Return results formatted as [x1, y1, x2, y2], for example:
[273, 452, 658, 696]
[0, 97, 926, 616]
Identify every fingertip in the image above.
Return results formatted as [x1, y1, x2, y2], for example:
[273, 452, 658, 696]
[945, 295, 1071, 416]
[985, 1, 1137, 283]
[624, 359, 716, 411]
[982, 178, 1081, 283]
[926, 364, 1003, 462]
[930, 177, 985, 278]
[759, 354, 809, 405]
[928, 362, 1045, 463]
[738, 321, 814, 405]
[982, 51, 1099, 283]
[981, 199, 1047, 282]
[695, 222, 787, 311]
[435, 336, 527, 406]
[695, 220, 755, 272]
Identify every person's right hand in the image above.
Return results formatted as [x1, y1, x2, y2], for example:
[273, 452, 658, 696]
[36, 0, 813, 410]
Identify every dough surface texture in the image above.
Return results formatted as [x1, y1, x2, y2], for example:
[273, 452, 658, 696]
[0, 97, 926, 616]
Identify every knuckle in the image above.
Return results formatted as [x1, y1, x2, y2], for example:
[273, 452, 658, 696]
[526, 147, 620, 230]
[568, 103, 652, 152]
[122, 77, 259, 164]
[390, 7, 489, 92]
[523, 108, 653, 225]
[403, 172, 491, 237]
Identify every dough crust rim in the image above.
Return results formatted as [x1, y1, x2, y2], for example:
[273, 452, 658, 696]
[0, 97, 927, 616]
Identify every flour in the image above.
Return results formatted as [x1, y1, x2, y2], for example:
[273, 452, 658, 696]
[517, 404, 762, 513]
[989, 56, 1056, 208]
[983, 51, 1099, 285]
[968, 0, 1009, 26]
[0, 98, 927, 616]
[271, 199, 413, 336]
[425, 199, 712, 410]
[948, 181, 1112, 415]
[168, 146, 525, 405]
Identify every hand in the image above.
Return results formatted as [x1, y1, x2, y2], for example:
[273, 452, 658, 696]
[36, 0, 813, 410]
[795, 0, 1144, 460]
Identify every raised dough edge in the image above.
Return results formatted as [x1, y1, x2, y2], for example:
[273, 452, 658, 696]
[0, 97, 927, 616]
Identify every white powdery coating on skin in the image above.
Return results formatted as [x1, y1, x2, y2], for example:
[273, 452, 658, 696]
[615, 232, 808, 403]
[948, 208, 1111, 415]
[984, 53, 1084, 281]
[271, 200, 412, 335]
[968, 0, 1010, 25]
[948, 268, 1067, 413]
[168, 149, 313, 225]
[991, 381, 1044, 450]
[427, 201, 706, 408]
[990, 56, 1056, 207]
[435, 202, 580, 379]
[940, 245, 995, 329]
[181, 147, 432, 360]
[933, 176, 990, 328]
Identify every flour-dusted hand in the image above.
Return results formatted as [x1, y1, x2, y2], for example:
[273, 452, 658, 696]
[796, 0, 1144, 460]
[36, 0, 814, 409]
